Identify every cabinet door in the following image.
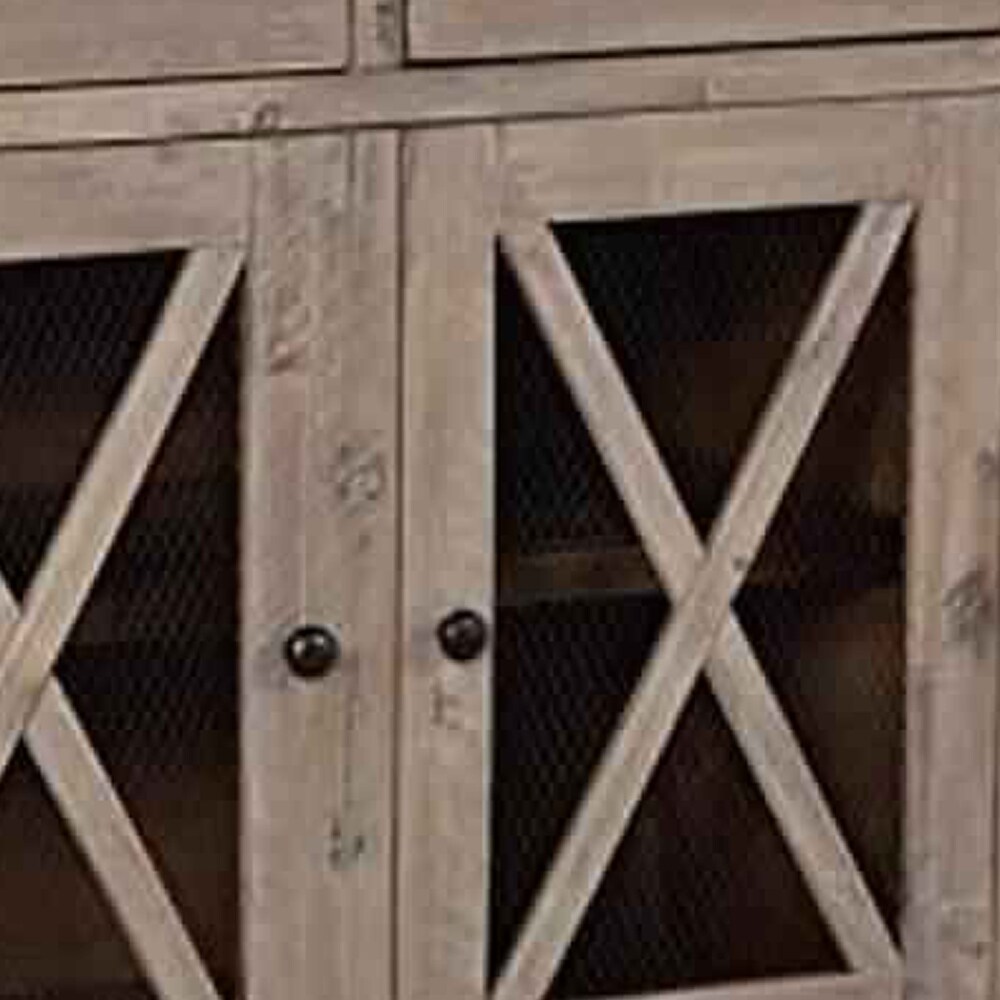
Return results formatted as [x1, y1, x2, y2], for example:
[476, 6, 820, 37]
[408, 0, 1000, 61]
[0, 0, 345, 87]
[400, 100, 1000, 1000]
[0, 136, 396, 1000]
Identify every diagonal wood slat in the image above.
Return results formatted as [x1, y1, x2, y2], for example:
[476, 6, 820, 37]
[0, 246, 243, 789]
[27, 684, 224, 1000]
[495, 201, 911, 1000]
[0, 579, 222, 1000]
[0, 600, 223, 1000]
[500, 191, 906, 977]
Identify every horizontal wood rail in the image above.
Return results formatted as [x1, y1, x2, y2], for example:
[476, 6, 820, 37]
[602, 973, 898, 1000]
[1, 36, 1000, 150]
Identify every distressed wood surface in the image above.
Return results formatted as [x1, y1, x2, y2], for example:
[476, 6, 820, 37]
[5, 42, 1000, 149]
[493, 202, 908, 1000]
[0, 145, 249, 261]
[906, 97, 1000, 1000]
[601, 973, 898, 1000]
[408, 0, 999, 61]
[501, 104, 923, 222]
[399, 125, 499, 1000]
[354, 0, 404, 68]
[0, 0, 345, 87]
[243, 133, 396, 1000]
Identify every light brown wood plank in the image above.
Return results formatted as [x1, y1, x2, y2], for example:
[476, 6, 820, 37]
[907, 97, 1000, 1000]
[0, 145, 249, 261]
[243, 133, 396, 1000]
[409, 0, 999, 61]
[0, 0, 345, 87]
[501, 104, 923, 223]
[494, 203, 909, 999]
[601, 972, 896, 1000]
[307, 130, 398, 1000]
[0, 246, 243, 793]
[6, 44, 1000, 149]
[400, 125, 499, 1000]
[242, 135, 314, 1000]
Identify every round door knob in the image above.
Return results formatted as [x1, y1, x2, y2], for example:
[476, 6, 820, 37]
[437, 609, 489, 663]
[284, 625, 342, 680]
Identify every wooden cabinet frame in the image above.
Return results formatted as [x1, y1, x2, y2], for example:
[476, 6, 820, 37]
[400, 100, 1000, 1000]
[0, 137, 397, 1000]
[0, 39, 998, 1000]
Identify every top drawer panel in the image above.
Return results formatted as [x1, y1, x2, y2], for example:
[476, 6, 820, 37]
[0, 0, 345, 87]
[408, 0, 1000, 61]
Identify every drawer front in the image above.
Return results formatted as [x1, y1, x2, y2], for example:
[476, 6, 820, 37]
[0, 0, 345, 86]
[408, 0, 1000, 61]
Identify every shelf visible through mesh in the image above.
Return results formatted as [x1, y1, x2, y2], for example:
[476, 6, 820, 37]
[0, 253, 241, 1000]
[493, 204, 909, 995]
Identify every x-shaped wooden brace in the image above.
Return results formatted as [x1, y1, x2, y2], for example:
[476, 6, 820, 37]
[0, 246, 243, 1000]
[494, 197, 913, 1000]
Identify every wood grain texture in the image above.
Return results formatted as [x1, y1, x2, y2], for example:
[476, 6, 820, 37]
[7, 41, 1000, 150]
[0, 145, 249, 262]
[399, 125, 499, 1000]
[600, 973, 897, 1000]
[493, 202, 908, 1000]
[243, 132, 397, 1000]
[906, 96, 1000, 1000]
[354, 0, 404, 68]
[501, 103, 923, 222]
[0, 0, 345, 86]
[408, 0, 1000, 61]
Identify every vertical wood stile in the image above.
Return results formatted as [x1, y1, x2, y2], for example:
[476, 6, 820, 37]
[354, 0, 405, 69]
[908, 96, 1000, 1000]
[399, 124, 499, 1000]
[244, 133, 397, 1000]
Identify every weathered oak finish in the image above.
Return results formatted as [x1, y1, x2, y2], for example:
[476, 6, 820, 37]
[0, 144, 250, 261]
[908, 97, 1000, 1000]
[409, 0, 1000, 62]
[0, 0, 999, 992]
[243, 133, 397, 1000]
[601, 975, 898, 1000]
[500, 104, 923, 222]
[400, 125, 499, 1000]
[0, 0, 346, 87]
[400, 97, 999, 1000]
[9, 38, 1000, 152]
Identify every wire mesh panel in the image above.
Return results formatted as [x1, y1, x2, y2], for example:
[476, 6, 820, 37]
[0, 253, 241, 1000]
[492, 205, 909, 995]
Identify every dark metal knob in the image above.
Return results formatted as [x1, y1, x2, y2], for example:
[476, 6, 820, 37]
[285, 625, 341, 680]
[437, 609, 489, 663]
